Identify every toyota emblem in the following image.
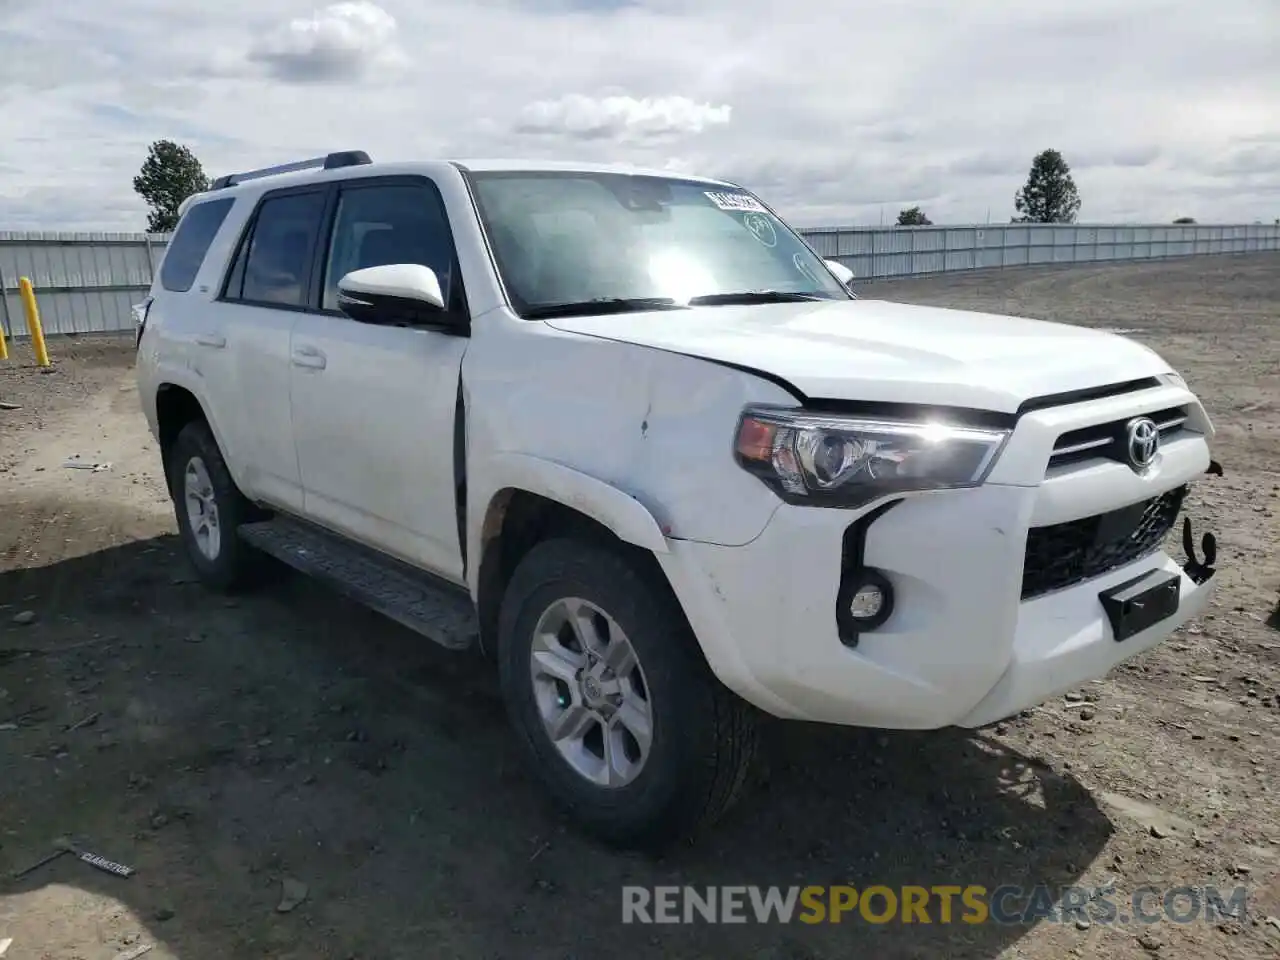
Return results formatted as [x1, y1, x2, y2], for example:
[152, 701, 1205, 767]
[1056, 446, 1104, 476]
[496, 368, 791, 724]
[1125, 417, 1160, 470]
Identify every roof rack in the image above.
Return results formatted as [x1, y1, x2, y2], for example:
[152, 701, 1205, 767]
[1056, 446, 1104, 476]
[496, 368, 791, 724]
[209, 150, 372, 190]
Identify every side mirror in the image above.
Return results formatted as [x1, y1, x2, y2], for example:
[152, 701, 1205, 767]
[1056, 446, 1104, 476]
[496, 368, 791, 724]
[824, 259, 855, 287]
[336, 264, 449, 327]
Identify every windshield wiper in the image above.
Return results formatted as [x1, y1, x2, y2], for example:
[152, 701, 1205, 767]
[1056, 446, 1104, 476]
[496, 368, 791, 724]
[688, 290, 826, 306]
[523, 297, 687, 319]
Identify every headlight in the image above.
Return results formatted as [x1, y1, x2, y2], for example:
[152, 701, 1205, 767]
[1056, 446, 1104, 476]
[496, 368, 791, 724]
[1158, 371, 1187, 389]
[734, 406, 1010, 507]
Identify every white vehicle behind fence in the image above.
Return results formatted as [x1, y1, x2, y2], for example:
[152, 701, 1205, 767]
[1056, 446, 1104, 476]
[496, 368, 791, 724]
[134, 150, 1222, 849]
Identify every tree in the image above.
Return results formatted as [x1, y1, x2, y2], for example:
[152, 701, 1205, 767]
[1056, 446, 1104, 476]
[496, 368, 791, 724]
[896, 206, 932, 226]
[1172, 216, 1197, 224]
[132, 140, 210, 233]
[1012, 149, 1081, 224]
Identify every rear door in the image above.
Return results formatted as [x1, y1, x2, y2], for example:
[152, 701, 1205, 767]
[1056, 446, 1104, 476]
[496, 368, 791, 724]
[215, 185, 330, 511]
[289, 175, 471, 583]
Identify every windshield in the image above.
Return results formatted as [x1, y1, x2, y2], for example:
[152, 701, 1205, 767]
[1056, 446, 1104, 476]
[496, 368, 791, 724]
[466, 170, 850, 316]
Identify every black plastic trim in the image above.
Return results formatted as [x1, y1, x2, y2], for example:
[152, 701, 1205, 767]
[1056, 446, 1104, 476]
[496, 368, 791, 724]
[727, 378, 1184, 509]
[453, 374, 468, 573]
[1016, 377, 1161, 416]
[801, 398, 1017, 431]
[306, 182, 342, 310]
[836, 500, 901, 647]
[805, 378, 1163, 427]
[254, 510, 473, 602]
[1021, 484, 1186, 600]
[336, 289, 460, 331]
[210, 151, 372, 191]
[324, 150, 372, 169]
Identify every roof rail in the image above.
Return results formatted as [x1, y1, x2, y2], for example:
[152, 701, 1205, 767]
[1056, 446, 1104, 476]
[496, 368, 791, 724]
[209, 150, 372, 190]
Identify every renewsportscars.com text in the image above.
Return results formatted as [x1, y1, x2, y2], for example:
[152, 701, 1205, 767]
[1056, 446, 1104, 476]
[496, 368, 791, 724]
[621, 884, 1248, 926]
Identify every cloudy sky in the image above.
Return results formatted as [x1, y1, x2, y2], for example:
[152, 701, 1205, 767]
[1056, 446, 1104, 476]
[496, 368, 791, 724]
[1, 0, 1277, 231]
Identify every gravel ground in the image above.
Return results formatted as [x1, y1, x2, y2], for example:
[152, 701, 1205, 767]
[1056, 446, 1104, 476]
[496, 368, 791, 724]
[1, 254, 1277, 960]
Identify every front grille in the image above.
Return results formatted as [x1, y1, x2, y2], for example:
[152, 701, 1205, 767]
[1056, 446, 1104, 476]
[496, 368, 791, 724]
[1021, 485, 1186, 600]
[1047, 406, 1190, 470]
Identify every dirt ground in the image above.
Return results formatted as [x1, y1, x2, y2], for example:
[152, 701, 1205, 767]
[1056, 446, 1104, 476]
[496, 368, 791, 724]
[1, 254, 1278, 960]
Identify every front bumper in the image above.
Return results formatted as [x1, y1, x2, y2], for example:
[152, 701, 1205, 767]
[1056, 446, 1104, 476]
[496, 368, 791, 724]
[658, 392, 1220, 729]
[958, 552, 1214, 728]
[661, 487, 1216, 729]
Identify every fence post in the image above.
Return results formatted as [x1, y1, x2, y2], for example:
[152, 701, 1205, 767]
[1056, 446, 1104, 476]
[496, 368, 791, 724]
[143, 234, 156, 282]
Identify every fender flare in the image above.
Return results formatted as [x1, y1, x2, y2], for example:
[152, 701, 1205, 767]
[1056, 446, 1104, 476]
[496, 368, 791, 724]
[467, 452, 670, 588]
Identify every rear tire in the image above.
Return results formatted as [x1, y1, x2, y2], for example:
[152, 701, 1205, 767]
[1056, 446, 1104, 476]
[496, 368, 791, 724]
[497, 537, 758, 851]
[167, 419, 263, 592]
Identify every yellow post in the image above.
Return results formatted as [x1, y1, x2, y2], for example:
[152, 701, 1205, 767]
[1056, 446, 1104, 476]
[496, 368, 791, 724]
[17, 277, 50, 367]
[0, 269, 9, 360]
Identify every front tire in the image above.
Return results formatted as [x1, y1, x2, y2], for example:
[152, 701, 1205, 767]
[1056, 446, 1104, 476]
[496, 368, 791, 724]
[167, 419, 261, 592]
[497, 537, 758, 851]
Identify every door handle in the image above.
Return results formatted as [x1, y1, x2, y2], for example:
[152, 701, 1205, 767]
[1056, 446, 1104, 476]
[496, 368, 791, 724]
[291, 345, 327, 370]
[194, 333, 226, 348]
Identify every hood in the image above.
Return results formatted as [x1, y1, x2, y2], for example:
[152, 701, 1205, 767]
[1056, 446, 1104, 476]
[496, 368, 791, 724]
[542, 298, 1170, 413]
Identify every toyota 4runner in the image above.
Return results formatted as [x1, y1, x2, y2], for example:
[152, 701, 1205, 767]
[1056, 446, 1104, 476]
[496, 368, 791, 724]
[135, 150, 1222, 850]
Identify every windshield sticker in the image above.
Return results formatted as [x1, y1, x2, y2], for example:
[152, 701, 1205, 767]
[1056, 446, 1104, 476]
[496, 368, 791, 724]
[742, 212, 777, 248]
[793, 252, 820, 284]
[705, 190, 767, 213]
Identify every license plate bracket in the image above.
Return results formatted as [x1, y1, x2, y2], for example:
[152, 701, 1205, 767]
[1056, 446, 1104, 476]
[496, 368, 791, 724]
[1099, 570, 1181, 642]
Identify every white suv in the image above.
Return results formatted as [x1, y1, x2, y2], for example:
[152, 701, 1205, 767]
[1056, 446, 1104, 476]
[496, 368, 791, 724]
[135, 151, 1222, 849]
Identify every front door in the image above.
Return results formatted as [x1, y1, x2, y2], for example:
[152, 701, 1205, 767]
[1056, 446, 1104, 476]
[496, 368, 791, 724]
[288, 177, 470, 583]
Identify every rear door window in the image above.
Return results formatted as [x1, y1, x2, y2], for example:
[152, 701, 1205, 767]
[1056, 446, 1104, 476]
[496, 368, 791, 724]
[159, 197, 235, 293]
[224, 190, 328, 308]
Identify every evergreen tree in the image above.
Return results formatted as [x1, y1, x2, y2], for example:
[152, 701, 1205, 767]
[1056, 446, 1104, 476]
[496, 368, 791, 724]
[1013, 149, 1081, 223]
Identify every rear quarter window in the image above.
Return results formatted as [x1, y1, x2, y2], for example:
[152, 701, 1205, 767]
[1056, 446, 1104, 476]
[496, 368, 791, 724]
[160, 197, 236, 293]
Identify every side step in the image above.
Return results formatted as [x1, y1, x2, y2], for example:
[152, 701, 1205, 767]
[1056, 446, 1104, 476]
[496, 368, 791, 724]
[238, 518, 478, 651]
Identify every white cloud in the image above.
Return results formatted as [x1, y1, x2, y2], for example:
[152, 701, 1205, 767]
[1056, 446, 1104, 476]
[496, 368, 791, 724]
[0, 0, 1277, 231]
[516, 94, 732, 140]
[246, 2, 404, 82]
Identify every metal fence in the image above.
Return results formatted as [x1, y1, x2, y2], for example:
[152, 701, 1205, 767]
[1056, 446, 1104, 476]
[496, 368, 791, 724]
[2, 222, 1278, 338]
[806, 222, 1280, 281]
[0, 232, 167, 338]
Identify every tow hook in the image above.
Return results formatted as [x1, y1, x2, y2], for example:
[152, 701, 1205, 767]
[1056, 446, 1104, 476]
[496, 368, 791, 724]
[1181, 517, 1218, 585]
[1179, 459, 1225, 584]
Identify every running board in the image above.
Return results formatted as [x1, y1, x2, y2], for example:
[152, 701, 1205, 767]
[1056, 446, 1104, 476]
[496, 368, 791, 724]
[238, 518, 478, 651]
